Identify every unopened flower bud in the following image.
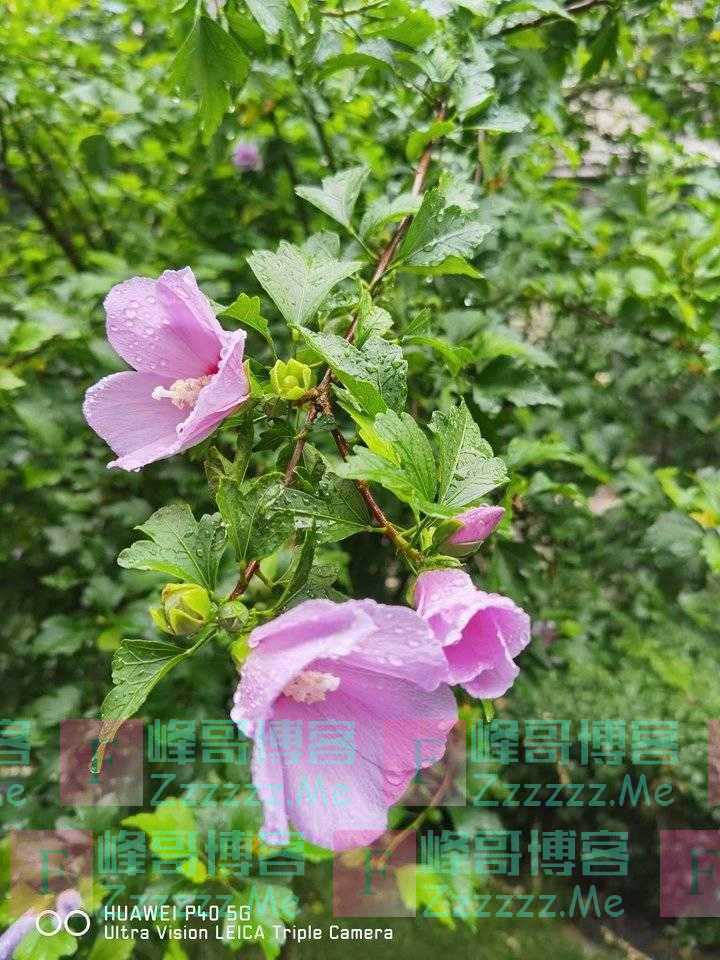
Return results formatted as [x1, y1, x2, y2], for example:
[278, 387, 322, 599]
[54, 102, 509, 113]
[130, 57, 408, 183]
[441, 506, 505, 557]
[150, 583, 212, 636]
[270, 359, 314, 401]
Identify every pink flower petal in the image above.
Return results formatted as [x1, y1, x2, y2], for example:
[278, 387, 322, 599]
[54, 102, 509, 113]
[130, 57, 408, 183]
[231, 601, 376, 733]
[173, 330, 250, 450]
[249, 662, 457, 849]
[104, 268, 222, 378]
[232, 598, 458, 849]
[343, 600, 449, 691]
[83, 371, 186, 471]
[414, 568, 531, 698]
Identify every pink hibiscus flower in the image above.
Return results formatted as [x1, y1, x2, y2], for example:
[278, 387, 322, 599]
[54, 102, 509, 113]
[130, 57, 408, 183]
[444, 505, 505, 556]
[413, 569, 531, 699]
[83, 268, 249, 470]
[231, 598, 457, 850]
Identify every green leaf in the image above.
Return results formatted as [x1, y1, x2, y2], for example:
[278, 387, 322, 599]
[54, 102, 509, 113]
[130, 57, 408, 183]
[295, 166, 369, 231]
[247, 242, 362, 327]
[498, 0, 573, 20]
[396, 189, 493, 267]
[337, 410, 436, 511]
[124, 798, 197, 856]
[99, 636, 207, 745]
[474, 105, 530, 133]
[15, 931, 78, 960]
[646, 511, 703, 560]
[316, 40, 395, 79]
[430, 401, 508, 507]
[88, 934, 136, 960]
[506, 436, 607, 480]
[278, 472, 372, 541]
[216, 474, 294, 564]
[404, 335, 474, 375]
[581, 11, 619, 80]
[299, 328, 407, 415]
[355, 289, 393, 345]
[245, 0, 291, 38]
[405, 119, 455, 162]
[222, 884, 297, 958]
[219, 294, 276, 357]
[454, 62, 494, 118]
[117, 504, 225, 590]
[359, 191, 421, 239]
[275, 525, 317, 609]
[0, 368, 24, 390]
[170, 16, 250, 140]
[399, 255, 484, 278]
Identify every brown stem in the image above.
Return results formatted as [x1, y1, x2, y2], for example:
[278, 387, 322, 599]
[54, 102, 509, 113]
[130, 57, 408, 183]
[497, 0, 608, 36]
[227, 104, 445, 599]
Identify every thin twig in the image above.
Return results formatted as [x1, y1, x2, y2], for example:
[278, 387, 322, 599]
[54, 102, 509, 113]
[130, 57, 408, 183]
[496, 0, 608, 36]
[227, 105, 445, 599]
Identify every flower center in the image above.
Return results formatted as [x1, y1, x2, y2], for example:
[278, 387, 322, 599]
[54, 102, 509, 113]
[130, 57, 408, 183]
[152, 375, 212, 410]
[282, 670, 340, 704]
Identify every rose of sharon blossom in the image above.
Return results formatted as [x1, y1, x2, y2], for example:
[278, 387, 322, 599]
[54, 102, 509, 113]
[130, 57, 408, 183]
[414, 569, 530, 699]
[231, 599, 457, 850]
[0, 889, 81, 960]
[444, 505, 504, 556]
[232, 141, 263, 171]
[83, 268, 249, 470]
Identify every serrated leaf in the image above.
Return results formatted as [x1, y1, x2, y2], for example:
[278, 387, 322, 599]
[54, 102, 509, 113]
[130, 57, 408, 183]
[170, 16, 250, 140]
[430, 401, 508, 507]
[405, 336, 474, 375]
[405, 119, 456, 162]
[247, 242, 361, 327]
[123, 798, 197, 855]
[454, 62, 495, 118]
[474, 105, 530, 133]
[316, 39, 395, 79]
[299, 328, 407, 415]
[396, 190, 493, 267]
[498, 0, 573, 19]
[15, 930, 78, 960]
[355, 289, 393, 345]
[219, 294, 276, 356]
[295, 166, 369, 230]
[88, 935, 136, 960]
[278, 472, 372, 541]
[245, 0, 291, 38]
[399, 255, 484, 278]
[99, 637, 205, 745]
[337, 410, 436, 511]
[275, 525, 317, 609]
[117, 504, 225, 590]
[217, 475, 294, 564]
[359, 191, 421, 239]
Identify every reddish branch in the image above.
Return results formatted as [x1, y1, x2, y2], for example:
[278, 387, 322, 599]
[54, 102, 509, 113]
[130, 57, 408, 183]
[228, 108, 445, 600]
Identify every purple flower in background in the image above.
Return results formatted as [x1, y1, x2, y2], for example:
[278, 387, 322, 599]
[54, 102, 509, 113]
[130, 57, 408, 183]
[443, 505, 505, 556]
[232, 141, 263, 171]
[414, 569, 531, 699]
[83, 268, 249, 471]
[231, 599, 456, 850]
[0, 889, 81, 960]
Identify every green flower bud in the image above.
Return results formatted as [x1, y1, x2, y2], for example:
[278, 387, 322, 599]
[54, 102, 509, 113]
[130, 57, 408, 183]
[150, 583, 212, 636]
[270, 358, 314, 401]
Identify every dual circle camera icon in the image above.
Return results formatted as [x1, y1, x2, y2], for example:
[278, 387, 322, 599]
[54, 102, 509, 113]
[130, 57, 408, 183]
[35, 909, 91, 938]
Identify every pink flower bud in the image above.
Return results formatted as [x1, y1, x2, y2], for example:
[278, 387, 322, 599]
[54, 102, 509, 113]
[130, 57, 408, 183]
[443, 505, 504, 556]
